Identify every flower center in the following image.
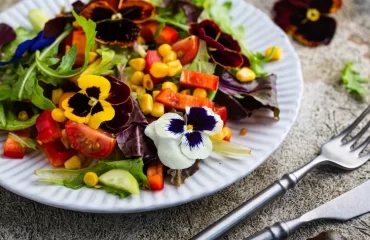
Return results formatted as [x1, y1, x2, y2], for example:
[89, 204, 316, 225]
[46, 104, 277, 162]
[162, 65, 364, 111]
[88, 98, 98, 107]
[306, 8, 320, 22]
[186, 124, 194, 131]
[111, 13, 123, 20]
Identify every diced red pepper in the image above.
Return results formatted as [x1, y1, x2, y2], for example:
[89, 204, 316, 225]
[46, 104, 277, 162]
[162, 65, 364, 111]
[36, 110, 62, 144]
[155, 88, 215, 110]
[147, 160, 164, 191]
[145, 50, 163, 84]
[3, 134, 26, 159]
[180, 70, 219, 91]
[42, 140, 76, 167]
[214, 106, 227, 127]
[140, 21, 178, 45]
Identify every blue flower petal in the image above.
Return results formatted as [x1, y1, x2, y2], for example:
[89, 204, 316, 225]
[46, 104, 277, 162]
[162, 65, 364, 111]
[155, 112, 185, 139]
[181, 131, 212, 159]
[186, 107, 223, 134]
[0, 31, 55, 66]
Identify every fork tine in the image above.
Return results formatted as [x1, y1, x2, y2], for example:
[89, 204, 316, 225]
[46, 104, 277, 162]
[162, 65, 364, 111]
[340, 105, 370, 144]
[359, 136, 370, 157]
[350, 120, 370, 150]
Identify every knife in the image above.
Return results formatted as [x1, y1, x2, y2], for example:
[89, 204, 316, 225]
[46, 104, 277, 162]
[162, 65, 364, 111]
[246, 179, 370, 240]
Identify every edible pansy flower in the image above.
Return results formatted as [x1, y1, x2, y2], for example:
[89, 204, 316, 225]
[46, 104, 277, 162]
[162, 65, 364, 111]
[79, 0, 154, 46]
[273, 0, 342, 46]
[144, 107, 223, 169]
[0, 30, 55, 66]
[189, 20, 247, 68]
[62, 75, 115, 129]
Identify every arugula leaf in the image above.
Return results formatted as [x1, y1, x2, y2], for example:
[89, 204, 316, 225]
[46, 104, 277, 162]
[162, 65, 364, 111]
[191, 0, 206, 7]
[1, 27, 36, 61]
[36, 11, 96, 78]
[149, 17, 189, 31]
[341, 62, 369, 97]
[0, 102, 39, 131]
[31, 84, 55, 110]
[0, 85, 12, 101]
[8, 132, 39, 150]
[35, 158, 149, 190]
[11, 64, 37, 100]
[153, 22, 166, 40]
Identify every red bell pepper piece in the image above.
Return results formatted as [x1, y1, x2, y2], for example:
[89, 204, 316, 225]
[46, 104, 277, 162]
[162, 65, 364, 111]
[214, 106, 227, 127]
[42, 140, 76, 167]
[147, 160, 164, 191]
[155, 88, 215, 110]
[180, 70, 219, 91]
[36, 110, 62, 144]
[3, 134, 26, 159]
[140, 21, 178, 45]
[145, 50, 163, 84]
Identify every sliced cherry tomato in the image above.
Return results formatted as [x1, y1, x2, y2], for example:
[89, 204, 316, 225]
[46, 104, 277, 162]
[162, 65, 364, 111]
[42, 140, 76, 167]
[180, 70, 219, 91]
[155, 88, 215, 110]
[65, 121, 116, 159]
[145, 50, 163, 84]
[3, 134, 26, 159]
[147, 160, 164, 191]
[214, 106, 227, 127]
[140, 21, 178, 45]
[172, 36, 199, 65]
[36, 110, 62, 144]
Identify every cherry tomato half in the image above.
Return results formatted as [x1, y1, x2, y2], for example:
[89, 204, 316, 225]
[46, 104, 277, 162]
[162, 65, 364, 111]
[140, 21, 178, 45]
[172, 36, 199, 65]
[65, 121, 116, 159]
[214, 106, 227, 127]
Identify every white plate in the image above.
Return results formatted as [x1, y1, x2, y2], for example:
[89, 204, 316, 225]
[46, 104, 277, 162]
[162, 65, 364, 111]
[0, 0, 303, 213]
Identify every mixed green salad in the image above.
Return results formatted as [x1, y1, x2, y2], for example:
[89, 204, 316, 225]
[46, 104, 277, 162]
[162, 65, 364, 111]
[0, 0, 282, 198]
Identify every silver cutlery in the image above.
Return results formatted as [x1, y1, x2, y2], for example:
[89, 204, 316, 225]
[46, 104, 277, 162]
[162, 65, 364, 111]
[193, 105, 370, 240]
[246, 179, 370, 240]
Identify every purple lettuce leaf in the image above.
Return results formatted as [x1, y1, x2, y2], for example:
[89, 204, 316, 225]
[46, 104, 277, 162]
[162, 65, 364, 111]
[216, 72, 280, 119]
[0, 24, 16, 56]
[167, 160, 200, 186]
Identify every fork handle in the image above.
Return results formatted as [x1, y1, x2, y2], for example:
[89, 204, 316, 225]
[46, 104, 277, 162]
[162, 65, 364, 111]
[192, 155, 326, 240]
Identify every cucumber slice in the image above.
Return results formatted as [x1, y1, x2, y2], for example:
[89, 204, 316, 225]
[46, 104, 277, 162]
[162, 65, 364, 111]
[98, 169, 140, 194]
[28, 9, 50, 32]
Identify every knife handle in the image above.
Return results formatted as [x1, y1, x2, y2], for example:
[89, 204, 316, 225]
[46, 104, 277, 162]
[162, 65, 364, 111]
[246, 217, 305, 240]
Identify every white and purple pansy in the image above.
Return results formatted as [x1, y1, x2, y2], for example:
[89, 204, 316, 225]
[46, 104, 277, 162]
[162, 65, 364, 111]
[144, 107, 223, 169]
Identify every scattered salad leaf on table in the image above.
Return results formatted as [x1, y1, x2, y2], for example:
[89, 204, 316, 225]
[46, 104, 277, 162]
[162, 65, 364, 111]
[341, 62, 369, 98]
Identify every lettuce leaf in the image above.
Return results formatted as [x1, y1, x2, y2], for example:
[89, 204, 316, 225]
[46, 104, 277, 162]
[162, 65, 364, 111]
[210, 137, 251, 156]
[168, 160, 200, 186]
[0, 102, 39, 131]
[1, 27, 36, 61]
[8, 132, 39, 150]
[186, 40, 216, 74]
[341, 62, 369, 97]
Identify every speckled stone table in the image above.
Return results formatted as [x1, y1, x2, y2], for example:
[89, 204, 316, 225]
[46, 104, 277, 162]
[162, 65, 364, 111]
[1, 0, 370, 239]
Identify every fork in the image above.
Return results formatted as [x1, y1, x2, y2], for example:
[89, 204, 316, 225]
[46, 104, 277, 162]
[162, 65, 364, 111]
[192, 105, 370, 240]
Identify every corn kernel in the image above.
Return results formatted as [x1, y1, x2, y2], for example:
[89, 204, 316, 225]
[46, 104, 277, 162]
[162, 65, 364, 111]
[129, 58, 146, 71]
[163, 51, 177, 63]
[61, 129, 70, 149]
[180, 89, 191, 95]
[158, 44, 172, 57]
[130, 71, 145, 85]
[136, 86, 146, 96]
[51, 108, 66, 122]
[139, 94, 154, 115]
[162, 81, 178, 93]
[64, 155, 82, 170]
[84, 172, 99, 187]
[167, 60, 183, 77]
[193, 88, 207, 98]
[65, 45, 71, 53]
[72, 21, 80, 29]
[240, 128, 247, 136]
[129, 82, 138, 92]
[51, 88, 63, 105]
[152, 90, 160, 100]
[88, 52, 98, 63]
[17, 111, 29, 121]
[143, 74, 154, 91]
[150, 62, 169, 78]
[265, 46, 282, 61]
[236, 67, 256, 82]
[137, 36, 146, 45]
[222, 127, 232, 140]
[151, 102, 165, 118]
[213, 131, 226, 140]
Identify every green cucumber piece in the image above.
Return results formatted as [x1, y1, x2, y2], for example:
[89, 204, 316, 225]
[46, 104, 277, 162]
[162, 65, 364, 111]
[98, 169, 140, 194]
[28, 9, 50, 32]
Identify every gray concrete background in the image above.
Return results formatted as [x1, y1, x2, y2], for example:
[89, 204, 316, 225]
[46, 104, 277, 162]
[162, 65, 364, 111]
[1, 0, 370, 239]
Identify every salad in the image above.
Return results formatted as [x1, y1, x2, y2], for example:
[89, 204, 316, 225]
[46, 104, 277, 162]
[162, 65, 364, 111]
[0, 0, 282, 198]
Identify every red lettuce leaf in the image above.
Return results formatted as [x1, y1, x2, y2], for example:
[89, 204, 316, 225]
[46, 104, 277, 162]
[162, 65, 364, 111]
[168, 160, 200, 186]
[0, 24, 16, 56]
[216, 72, 280, 119]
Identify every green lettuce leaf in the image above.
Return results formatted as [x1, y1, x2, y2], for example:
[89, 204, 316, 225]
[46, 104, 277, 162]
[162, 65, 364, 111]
[35, 11, 96, 78]
[1, 27, 36, 61]
[0, 102, 39, 131]
[186, 40, 216, 74]
[35, 158, 149, 191]
[210, 136, 251, 156]
[341, 62, 369, 97]
[28, 9, 50, 32]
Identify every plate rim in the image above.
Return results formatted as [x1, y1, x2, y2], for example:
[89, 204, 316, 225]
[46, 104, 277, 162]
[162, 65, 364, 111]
[0, 0, 303, 213]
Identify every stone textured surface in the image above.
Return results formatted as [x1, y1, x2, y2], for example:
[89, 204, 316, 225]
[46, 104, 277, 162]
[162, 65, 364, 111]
[1, 0, 370, 239]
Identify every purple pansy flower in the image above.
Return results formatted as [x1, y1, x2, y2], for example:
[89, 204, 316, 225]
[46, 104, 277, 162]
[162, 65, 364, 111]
[144, 107, 223, 169]
[0, 30, 55, 66]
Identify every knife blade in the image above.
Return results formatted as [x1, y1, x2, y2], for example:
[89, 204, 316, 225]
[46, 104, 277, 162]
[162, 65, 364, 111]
[247, 180, 370, 240]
